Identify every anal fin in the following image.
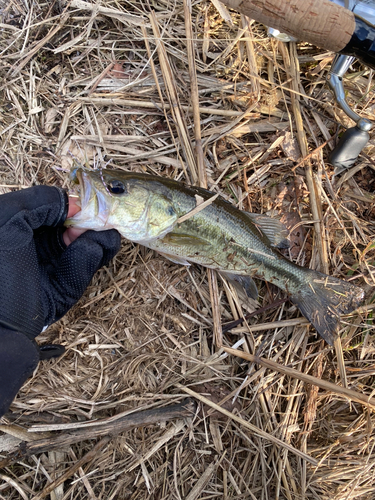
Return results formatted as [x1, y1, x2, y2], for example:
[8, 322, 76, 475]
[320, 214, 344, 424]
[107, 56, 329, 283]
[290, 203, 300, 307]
[219, 271, 258, 300]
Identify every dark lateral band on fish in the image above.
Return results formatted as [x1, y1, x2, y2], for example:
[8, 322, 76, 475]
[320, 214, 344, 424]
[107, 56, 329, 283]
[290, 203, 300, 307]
[65, 167, 365, 345]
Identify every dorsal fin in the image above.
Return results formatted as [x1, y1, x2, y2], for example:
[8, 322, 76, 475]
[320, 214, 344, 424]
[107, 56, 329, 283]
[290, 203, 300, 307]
[245, 212, 290, 249]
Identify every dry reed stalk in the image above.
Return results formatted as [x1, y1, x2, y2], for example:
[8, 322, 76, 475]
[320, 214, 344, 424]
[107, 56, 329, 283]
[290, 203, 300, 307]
[222, 346, 375, 408]
[70, 0, 147, 26]
[8, 13, 70, 77]
[141, 22, 190, 180]
[176, 192, 220, 223]
[183, 0, 206, 189]
[77, 96, 252, 116]
[241, 16, 260, 98]
[149, 11, 198, 184]
[178, 384, 318, 465]
[31, 437, 111, 500]
[282, 42, 330, 274]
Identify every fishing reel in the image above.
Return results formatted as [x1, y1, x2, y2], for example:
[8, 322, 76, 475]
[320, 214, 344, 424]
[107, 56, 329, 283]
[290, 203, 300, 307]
[268, 0, 375, 169]
[326, 54, 372, 169]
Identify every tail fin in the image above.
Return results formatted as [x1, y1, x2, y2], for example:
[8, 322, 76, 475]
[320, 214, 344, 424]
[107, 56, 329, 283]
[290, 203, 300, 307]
[291, 271, 364, 345]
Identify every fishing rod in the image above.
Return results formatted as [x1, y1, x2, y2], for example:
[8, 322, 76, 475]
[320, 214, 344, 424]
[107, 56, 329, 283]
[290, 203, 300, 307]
[218, 0, 375, 168]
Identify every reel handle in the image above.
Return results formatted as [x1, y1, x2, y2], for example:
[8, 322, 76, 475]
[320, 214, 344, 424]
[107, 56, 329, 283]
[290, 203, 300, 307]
[329, 126, 370, 169]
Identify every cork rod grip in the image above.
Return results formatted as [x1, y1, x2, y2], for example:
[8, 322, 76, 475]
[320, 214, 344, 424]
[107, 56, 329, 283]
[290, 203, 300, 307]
[219, 0, 356, 53]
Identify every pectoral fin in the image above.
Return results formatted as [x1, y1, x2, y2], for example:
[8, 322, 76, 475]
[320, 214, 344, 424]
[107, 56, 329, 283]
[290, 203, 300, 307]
[155, 231, 214, 265]
[245, 212, 290, 249]
[162, 232, 212, 249]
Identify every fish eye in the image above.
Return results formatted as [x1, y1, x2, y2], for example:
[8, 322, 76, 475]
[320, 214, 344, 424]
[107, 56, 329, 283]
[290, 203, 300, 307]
[107, 179, 126, 195]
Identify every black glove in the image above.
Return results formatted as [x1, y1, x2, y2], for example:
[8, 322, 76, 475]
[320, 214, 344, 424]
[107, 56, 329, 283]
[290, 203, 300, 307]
[0, 186, 121, 417]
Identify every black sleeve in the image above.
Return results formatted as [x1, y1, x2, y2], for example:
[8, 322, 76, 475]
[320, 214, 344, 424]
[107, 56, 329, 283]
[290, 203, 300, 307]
[0, 327, 40, 417]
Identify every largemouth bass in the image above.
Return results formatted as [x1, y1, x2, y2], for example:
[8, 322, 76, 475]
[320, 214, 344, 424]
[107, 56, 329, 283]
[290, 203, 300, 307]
[65, 167, 364, 345]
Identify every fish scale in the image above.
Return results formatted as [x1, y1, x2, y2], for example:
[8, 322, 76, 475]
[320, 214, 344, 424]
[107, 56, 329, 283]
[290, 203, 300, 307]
[148, 188, 304, 292]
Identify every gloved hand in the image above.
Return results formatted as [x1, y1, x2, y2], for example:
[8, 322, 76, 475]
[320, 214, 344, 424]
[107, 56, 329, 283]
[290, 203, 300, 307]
[0, 185, 121, 417]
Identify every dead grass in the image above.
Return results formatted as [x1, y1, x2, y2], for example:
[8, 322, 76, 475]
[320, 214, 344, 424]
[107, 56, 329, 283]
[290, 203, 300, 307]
[0, 0, 375, 498]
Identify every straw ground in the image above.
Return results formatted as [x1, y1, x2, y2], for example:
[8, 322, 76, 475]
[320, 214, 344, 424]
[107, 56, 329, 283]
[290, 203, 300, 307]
[0, 1, 374, 499]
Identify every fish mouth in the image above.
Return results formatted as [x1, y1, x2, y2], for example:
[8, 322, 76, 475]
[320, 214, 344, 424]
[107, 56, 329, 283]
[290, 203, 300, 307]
[69, 168, 93, 211]
[68, 168, 111, 227]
